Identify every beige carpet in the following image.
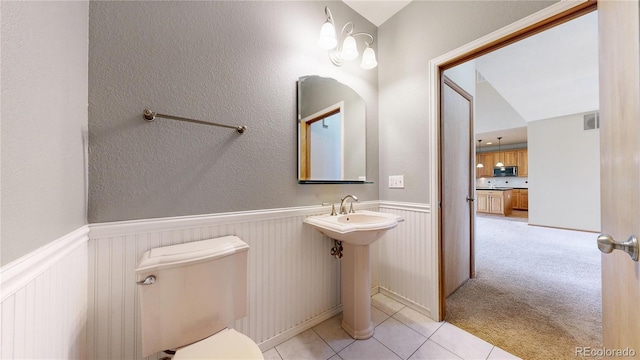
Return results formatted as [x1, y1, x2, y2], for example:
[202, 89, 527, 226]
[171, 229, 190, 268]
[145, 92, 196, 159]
[446, 216, 602, 360]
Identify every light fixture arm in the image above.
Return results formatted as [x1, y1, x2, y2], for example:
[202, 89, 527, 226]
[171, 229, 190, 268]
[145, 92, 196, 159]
[324, 6, 335, 27]
[319, 6, 377, 69]
[352, 32, 375, 46]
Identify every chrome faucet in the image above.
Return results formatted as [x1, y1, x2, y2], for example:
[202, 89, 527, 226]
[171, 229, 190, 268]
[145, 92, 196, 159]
[340, 195, 359, 214]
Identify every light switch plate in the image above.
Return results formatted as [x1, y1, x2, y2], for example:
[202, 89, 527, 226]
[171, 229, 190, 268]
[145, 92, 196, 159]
[389, 175, 405, 189]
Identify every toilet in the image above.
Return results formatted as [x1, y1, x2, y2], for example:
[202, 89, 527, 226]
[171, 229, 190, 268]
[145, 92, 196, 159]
[135, 236, 263, 359]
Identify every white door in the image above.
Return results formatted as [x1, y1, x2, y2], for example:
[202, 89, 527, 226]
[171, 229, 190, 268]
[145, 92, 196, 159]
[598, 0, 640, 355]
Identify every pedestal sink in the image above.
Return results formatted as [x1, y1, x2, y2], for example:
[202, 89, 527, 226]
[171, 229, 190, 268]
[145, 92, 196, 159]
[304, 210, 403, 339]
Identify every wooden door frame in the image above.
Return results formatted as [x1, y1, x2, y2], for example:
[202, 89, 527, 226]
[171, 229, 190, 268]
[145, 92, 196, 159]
[430, 0, 597, 321]
[299, 102, 344, 180]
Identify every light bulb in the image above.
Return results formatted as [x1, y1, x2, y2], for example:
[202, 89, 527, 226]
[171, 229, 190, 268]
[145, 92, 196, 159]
[477, 163, 484, 168]
[360, 45, 377, 69]
[318, 21, 337, 50]
[341, 35, 358, 60]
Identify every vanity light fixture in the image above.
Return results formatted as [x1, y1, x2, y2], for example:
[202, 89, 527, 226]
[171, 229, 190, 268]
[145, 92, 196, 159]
[317, 6, 377, 70]
[495, 136, 505, 168]
[476, 139, 484, 168]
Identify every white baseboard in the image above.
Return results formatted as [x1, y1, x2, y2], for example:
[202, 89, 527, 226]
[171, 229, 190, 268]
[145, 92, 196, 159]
[257, 305, 343, 352]
[379, 287, 433, 320]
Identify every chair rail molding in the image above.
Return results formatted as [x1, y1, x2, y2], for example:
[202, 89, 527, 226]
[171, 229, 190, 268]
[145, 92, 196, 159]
[1, 225, 90, 302]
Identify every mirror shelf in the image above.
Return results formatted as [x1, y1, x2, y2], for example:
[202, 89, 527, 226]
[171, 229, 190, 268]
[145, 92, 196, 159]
[298, 180, 373, 185]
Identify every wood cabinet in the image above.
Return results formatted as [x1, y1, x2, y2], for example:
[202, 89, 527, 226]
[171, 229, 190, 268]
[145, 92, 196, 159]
[476, 190, 513, 215]
[512, 188, 529, 210]
[512, 189, 520, 209]
[502, 151, 518, 166]
[516, 149, 528, 177]
[519, 189, 528, 210]
[476, 153, 494, 177]
[475, 148, 528, 177]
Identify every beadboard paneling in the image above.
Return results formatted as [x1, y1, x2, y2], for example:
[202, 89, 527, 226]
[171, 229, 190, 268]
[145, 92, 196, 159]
[87, 203, 378, 360]
[377, 202, 435, 318]
[0, 226, 89, 360]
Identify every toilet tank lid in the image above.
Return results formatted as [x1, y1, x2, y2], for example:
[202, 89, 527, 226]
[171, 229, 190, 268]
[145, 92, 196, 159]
[136, 236, 249, 272]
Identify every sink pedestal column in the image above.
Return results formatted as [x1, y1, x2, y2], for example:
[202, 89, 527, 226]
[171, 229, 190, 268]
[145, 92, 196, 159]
[341, 242, 374, 339]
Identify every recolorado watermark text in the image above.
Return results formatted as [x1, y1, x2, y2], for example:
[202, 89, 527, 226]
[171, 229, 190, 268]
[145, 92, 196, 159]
[576, 347, 636, 357]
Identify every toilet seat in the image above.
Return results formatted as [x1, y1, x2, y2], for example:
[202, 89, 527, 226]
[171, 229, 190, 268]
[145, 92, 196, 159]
[173, 328, 263, 360]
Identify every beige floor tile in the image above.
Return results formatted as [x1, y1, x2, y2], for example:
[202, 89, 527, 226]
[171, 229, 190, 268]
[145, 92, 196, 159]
[338, 338, 401, 360]
[313, 314, 355, 353]
[275, 329, 336, 360]
[371, 305, 390, 327]
[429, 322, 494, 360]
[409, 340, 462, 360]
[392, 307, 444, 338]
[262, 347, 283, 360]
[373, 317, 427, 359]
[371, 293, 405, 316]
[488, 346, 521, 360]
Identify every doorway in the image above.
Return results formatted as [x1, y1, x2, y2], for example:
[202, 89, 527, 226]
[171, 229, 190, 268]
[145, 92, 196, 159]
[436, 1, 602, 357]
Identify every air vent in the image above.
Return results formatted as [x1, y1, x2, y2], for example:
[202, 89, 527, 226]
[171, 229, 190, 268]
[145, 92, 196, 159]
[584, 112, 599, 130]
[476, 71, 486, 83]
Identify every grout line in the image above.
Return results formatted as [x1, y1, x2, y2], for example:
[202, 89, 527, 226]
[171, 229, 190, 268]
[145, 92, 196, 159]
[309, 327, 338, 359]
[406, 338, 429, 360]
[274, 346, 284, 360]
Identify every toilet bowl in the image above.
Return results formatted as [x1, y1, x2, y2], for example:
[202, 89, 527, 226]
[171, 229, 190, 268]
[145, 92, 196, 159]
[136, 236, 263, 359]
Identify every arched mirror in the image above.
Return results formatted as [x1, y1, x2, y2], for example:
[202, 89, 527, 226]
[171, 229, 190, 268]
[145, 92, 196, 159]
[297, 75, 368, 183]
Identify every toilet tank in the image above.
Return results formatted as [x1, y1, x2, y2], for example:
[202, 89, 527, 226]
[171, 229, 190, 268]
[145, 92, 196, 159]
[135, 236, 249, 357]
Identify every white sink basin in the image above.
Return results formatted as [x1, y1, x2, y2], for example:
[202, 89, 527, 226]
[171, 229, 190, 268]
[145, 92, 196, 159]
[304, 210, 403, 245]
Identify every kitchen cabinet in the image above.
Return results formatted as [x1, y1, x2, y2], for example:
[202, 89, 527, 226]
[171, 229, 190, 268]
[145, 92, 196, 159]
[512, 189, 520, 209]
[519, 189, 528, 210]
[476, 153, 494, 177]
[512, 188, 529, 210]
[502, 151, 518, 166]
[516, 149, 528, 177]
[475, 148, 528, 177]
[476, 190, 513, 215]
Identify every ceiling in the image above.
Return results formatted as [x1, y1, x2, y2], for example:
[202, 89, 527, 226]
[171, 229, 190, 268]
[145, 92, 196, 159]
[343, 0, 411, 26]
[476, 11, 599, 123]
[474, 10, 598, 145]
[344, 2, 599, 146]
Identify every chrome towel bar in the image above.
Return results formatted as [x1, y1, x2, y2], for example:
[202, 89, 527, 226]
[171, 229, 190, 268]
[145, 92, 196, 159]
[143, 109, 247, 134]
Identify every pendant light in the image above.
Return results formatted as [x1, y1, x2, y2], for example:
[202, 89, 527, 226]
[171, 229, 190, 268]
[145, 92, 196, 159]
[495, 137, 504, 168]
[476, 140, 484, 168]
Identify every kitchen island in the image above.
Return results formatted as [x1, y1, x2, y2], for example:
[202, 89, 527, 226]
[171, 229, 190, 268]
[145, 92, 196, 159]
[476, 188, 513, 215]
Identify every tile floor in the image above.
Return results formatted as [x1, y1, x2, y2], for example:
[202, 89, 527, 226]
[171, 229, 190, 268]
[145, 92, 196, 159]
[262, 293, 520, 360]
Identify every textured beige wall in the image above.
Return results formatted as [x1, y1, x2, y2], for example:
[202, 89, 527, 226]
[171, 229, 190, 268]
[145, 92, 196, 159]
[1, 1, 89, 265]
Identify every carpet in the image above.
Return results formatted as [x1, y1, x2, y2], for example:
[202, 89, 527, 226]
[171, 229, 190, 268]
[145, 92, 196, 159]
[445, 216, 602, 360]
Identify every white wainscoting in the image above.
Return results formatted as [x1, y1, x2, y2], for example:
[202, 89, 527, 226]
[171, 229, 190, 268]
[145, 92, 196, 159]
[0, 201, 434, 360]
[0, 226, 89, 360]
[86, 203, 379, 360]
[376, 201, 435, 318]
